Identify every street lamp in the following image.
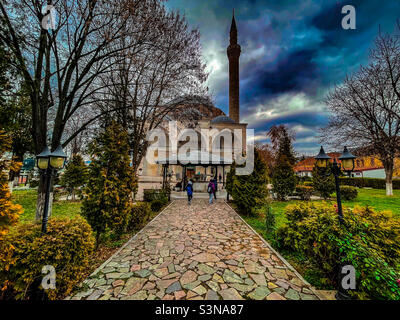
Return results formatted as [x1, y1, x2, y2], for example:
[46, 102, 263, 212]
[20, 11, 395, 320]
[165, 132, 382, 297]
[36, 145, 67, 234]
[339, 146, 356, 176]
[315, 146, 332, 168]
[314, 145, 356, 301]
[314, 146, 356, 224]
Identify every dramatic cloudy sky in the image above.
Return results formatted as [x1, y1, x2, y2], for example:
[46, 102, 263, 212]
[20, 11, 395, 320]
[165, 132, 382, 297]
[165, 0, 400, 154]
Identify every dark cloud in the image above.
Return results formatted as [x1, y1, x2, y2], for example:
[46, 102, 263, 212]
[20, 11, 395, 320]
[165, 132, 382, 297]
[249, 111, 328, 133]
[242, 49, 320, 100]
[166, 0, 400, 152]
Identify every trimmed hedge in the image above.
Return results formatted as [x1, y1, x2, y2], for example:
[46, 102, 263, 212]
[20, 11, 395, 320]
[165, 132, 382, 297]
[143, 189, 169, 202]
[340, 186, 358, 200]
[127, 202, 152, 231]
[340, 177, 400, 189]
[277, 202, 400, 300]
[143, 189, 169, 212]
[0, 216, 95, 300]
[150, 198, 168, 212]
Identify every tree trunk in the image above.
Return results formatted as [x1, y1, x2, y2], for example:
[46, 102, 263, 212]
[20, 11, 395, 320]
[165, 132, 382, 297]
[8, 181, 13, 194]
[35, 172, 54, 222]
[383, 160, 394, 196]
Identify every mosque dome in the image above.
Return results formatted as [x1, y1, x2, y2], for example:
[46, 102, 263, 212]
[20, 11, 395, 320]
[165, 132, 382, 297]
[210, 115, 235, 124]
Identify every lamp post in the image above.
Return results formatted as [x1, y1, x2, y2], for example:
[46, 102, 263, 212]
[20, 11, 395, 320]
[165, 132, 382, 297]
[314, 146, 356, 224]
[314, 146, 356, 300]
[36, 145, 67, 234]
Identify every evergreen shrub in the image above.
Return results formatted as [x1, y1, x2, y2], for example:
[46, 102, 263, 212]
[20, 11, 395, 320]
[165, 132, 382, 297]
[0, 216, 95, 300]
[127, 202, 152, 230]
[277, 202, 400, 300]
[340, 186, 358, 200]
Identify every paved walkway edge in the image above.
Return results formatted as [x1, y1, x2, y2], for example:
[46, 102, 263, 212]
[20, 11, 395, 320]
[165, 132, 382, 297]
[88, 201, 176, 278]
[224, 200, 324, 300]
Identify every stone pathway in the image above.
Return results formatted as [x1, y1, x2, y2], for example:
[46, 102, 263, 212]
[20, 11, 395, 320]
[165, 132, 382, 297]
[69, 199, 321, 300]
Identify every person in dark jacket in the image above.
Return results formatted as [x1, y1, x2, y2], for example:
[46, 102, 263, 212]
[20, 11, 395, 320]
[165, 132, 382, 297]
[207, 179, 215, 204]
[212, 178, 217, 200]
[185, 180, 193, 205]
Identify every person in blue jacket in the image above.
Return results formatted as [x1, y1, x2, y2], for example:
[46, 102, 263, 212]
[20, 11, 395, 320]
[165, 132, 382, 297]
[186, 179, 194, 205]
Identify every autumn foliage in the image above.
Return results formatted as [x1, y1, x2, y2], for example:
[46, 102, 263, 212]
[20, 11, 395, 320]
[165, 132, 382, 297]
[0, 130, 23, 290]
[1, 216, 95, 300]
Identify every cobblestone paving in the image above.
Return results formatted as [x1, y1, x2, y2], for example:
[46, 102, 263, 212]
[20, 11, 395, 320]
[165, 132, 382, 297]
[69, 199, 321, 300]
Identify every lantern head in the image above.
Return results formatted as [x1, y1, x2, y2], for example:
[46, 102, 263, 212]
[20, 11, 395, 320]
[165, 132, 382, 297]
[315, 146, 331, 168]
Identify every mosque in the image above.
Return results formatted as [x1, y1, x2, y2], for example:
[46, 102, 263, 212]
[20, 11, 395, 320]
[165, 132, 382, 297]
[136, 11, 247, 198]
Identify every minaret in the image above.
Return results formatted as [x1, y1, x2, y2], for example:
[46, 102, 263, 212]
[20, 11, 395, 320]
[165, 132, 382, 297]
[227, 9, 241, 123]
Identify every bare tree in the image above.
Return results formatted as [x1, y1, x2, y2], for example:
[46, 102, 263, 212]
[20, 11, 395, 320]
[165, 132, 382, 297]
[322, 31, 400, 195]
[98, 6, 209, 171]
[63, 109, 95, 156]
[0, 0, 173, 220]
[369, 22, 400, 121]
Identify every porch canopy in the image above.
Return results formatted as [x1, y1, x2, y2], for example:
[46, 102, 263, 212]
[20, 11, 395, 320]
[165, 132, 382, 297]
[155, 150, 233, 188]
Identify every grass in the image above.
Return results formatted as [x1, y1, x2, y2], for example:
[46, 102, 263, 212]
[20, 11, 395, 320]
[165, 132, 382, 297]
[12, 189, 82, 223]
[340, 188, 400, 214]
[238, 187, 400, 290]
[268, 188, 400, 229]
[10, 188, 166, 290]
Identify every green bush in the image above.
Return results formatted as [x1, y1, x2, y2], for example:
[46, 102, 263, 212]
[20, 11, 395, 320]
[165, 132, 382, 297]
[143, 189, 169, 202]
[0, 216, 95, 300]
[127, 202, 152, 231]
[303, 181, 313, 187]
[144, 189, 169, 212]
[312, 163, 335, 199]
[277, 202, 342, 279]
[264, 205, 276, 233]
[81, 122, 136, 247]
[277, 202, 400, 300]
[60, 154, 88, 200]
[335, 230, 400, 300]
[226, 150, 269, 215]
[150, 198, 168, 212]
[271, 158, 296, 200]
[295, 185, 313, 200]
[340, 177, 400, 189]
[29, 177, 39, 188]
[340, 186, 358, 200]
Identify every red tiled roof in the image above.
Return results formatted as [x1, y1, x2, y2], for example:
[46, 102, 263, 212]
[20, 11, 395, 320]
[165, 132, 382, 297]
[294, 154, 385, 172]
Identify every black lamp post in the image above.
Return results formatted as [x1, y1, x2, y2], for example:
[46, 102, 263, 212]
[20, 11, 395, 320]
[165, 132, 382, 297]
[36, 145, 67, 234]
[314, 146, 356, 224]
[314, 146, 356, 300]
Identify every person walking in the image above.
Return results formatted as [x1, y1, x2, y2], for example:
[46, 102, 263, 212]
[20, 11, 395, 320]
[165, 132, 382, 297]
[186, 179, 194, 205]
[207, 179, 215, 204]
[212, 177, 217, 200]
